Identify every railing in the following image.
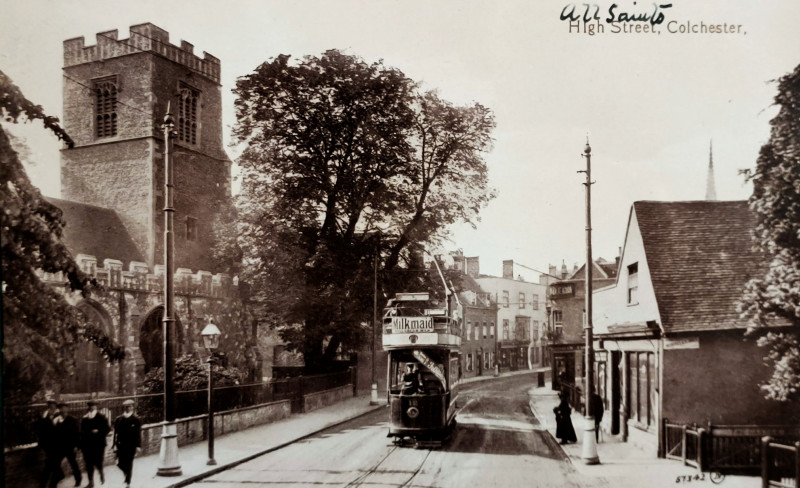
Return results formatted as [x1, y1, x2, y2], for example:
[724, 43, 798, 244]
[762, 437, 799, 488]
[4, 369, 353, 450]
[663, 419, 800, 478]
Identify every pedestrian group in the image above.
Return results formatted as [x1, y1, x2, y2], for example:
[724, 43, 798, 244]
[35, 398, 141, 488]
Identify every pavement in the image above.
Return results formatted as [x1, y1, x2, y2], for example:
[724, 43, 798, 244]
[528, 381, 761, 488]
[56, 394, 386, 488]
[54, 370, 761, 488]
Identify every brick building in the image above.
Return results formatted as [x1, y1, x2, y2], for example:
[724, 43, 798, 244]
[547, 258, 618, 392]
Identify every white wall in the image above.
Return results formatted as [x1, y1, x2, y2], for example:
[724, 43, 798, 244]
[593, 208, 662, 333]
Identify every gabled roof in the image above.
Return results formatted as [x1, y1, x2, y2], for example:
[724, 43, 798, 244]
[47, 197, 144, 266]
[634, 200, 762, 333]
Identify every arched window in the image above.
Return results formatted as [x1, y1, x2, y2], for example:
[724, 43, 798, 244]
[94, 77, 118, 138]
[178, 84, 199, 145]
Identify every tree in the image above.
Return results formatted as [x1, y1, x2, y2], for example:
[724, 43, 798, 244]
[739, 63, 800, 402]
[1, 70, 124, 403]
[231, 51, 495, 370]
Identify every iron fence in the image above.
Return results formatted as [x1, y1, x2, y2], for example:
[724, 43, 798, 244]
[4, 368, 353, 450]
[663, 419, 800, 479]
[762, 438, 799, 488]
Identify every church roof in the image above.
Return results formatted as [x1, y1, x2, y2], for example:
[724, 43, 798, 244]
[633, 200, 763, 333]
[47, 197, 144, 266]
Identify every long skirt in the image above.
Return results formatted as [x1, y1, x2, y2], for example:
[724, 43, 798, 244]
[555, 414, 578, 443]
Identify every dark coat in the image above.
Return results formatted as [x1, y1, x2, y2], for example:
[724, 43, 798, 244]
[553, 398, 578, 443]
[591, 393, 604, 422]
[54, 414, 80, 455]
[81, 412, 111, 450]
[113, 414, 141, 452]
[34, 412, 59, 454]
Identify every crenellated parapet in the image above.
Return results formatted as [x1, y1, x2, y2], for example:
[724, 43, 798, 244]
[63, 23, 221, 83]
[40, 254, 236, 298]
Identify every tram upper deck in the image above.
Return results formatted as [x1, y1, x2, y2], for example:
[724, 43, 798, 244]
[382, 292, 461, 350]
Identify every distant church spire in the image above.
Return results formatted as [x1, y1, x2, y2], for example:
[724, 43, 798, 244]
[706, 140, 717, 201]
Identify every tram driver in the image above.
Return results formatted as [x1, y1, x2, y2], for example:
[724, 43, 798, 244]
[401, 363, 421, 395]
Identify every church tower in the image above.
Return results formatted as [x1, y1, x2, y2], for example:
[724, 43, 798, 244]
[60, 24, 232, 270]
[705, 140, 717, 201]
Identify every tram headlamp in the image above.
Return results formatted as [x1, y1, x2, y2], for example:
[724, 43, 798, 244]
[407, 406, 420, 419]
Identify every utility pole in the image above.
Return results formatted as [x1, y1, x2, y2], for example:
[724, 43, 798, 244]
[370, 250, 379, 405]
[157, 105, 182, 476]
[579, 138, 600, 465]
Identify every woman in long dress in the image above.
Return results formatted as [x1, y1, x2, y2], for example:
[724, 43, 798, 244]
[553, 392, 578, 444]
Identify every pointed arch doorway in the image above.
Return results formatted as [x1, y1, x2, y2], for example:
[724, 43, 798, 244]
[139, 306, 185, 375]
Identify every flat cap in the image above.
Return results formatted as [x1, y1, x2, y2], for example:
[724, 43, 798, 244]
[122, 399, 135, 406]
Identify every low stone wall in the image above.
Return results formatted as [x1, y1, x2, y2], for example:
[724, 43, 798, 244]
[303, 385, 351, 413]
[5, 400, 291, 488]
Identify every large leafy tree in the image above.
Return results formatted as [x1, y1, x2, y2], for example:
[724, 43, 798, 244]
[231, 50, 495, 370]
[740, 63, 800, 402]
[1, 70, 124, 403]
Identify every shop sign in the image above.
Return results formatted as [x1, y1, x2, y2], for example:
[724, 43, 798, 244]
[664, 337, 699, 350]
[549, 283, 575, 299]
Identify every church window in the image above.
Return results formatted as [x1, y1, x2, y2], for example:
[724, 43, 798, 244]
[178, 83, 199, 145]
[94, 77, 118, 138]
[185, 216, 198, 241]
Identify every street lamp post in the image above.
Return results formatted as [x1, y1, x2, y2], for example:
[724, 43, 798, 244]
[157, 106, 182, 477]
[201, 323, 222, 466]
[579, 139, 600, 465]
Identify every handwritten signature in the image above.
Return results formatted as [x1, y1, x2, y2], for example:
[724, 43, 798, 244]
[560, 2, 673, 26]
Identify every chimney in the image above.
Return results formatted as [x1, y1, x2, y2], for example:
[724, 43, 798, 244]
[560, 260, 567, 279]
[503, 260, 514, 279]
[466, 257, 480, 278]
[549, 264, 557, 277]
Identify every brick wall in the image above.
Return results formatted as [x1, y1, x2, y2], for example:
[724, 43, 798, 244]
[662, 330, 800, 426]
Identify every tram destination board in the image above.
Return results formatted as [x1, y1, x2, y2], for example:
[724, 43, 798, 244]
[391, 316, 434, 333]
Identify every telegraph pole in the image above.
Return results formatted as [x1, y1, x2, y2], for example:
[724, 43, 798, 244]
[370, 251, 379, 405]
[580, 138, 600, 465]
[157, 105, 182, 476]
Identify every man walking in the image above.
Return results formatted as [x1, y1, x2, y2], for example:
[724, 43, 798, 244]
[113, 399, 141, 488]
[35, 400, 63, 488]
[55, 402, 82, 487]
[81, 400, 111, 487]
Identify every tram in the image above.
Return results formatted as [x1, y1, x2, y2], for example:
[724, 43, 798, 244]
[382, 291, 461, 447]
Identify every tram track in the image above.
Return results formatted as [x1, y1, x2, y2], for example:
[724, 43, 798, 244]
[342, 441, 435, 488]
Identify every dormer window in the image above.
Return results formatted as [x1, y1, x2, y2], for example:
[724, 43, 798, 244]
[627, 262, 639, 304]
[94, 77, 118, 138]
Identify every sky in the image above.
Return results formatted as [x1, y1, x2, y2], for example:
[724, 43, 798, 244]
[2, 0, 799, 281]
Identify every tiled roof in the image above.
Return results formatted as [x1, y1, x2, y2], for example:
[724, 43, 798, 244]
[47, 197, 144, 266]
[634, 200, 763, 333]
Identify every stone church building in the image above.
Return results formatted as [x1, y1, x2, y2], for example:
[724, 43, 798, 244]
[47, 23, 265, 396]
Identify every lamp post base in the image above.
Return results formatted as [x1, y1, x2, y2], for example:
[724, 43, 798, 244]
[581, 416, 600, 465]
[370, 383, 380, 405]
[207, 459, 217, 466]
[156, 422, 183, 476]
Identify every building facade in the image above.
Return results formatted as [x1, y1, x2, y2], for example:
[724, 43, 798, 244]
[548, 259, 618, 392]
[593, 200, 800, 454]
[475, 260, 547, 372]
[61, 23, 232, 272]
[46, 24, 267, 395]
